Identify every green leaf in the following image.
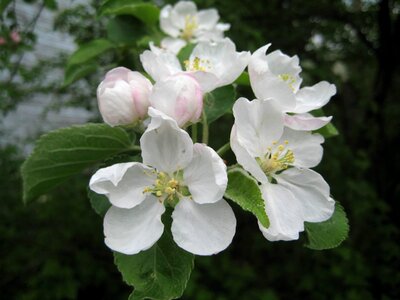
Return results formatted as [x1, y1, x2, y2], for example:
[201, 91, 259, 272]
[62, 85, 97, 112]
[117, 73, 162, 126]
[314, 122, 339, 138]
[63, 63, 97, 87]
[177, 43, 195, 65]
[68, 39, 114, 66]
[234, 71, 250, 86]
[99, 0, 160, 26]
[225, 167, 269, 228]
[204, 85, 236, 124]
[21, 124, 132, 203]
[304, 201, 349, 250]
[107, 15, 147, 45]
[114, 212, 194, 300]
[87, 188, 111, 217]
[311, 109, 339, 138]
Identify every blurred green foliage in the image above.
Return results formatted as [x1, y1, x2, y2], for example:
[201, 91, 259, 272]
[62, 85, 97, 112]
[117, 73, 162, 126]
[1, 0, 399, 299]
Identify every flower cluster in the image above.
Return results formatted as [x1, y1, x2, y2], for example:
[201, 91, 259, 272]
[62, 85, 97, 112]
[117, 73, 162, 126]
[91, 1, 337, 256]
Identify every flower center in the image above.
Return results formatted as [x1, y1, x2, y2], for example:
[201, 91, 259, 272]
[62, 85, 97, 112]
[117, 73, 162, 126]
[278, 73, 296, 91]
[184, 57, 212, 72]
[181, 15, 198, 41]
[143, 171, 189, 206]
[257, 140, 295, 175]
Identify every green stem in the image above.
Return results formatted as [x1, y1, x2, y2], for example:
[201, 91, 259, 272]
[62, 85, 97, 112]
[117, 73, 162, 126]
[130, 145, 142, 151]
[202, 111, 209, 144]
[216, 142, 231, 156]
[191, 124, 198, 143]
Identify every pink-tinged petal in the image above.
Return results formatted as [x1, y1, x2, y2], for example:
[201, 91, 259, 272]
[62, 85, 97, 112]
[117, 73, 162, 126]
[104, 196, 165, 255]
[284, 113, 332, 131]
[172, 198, 236, 255]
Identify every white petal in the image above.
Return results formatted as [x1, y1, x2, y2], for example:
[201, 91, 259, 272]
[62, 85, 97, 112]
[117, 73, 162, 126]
[265, 50, 302, 92]
[249, 45, 298, 111]
[170, 1, 197, 29]
[140, 49, 182, 81]
[230, 125, 268, 184]
[160, 5, 180, 37]
[232, 98, 284, 157]
[276, 168, 335, 223]
[258, 182, 305, 241]
[89, 163, 156, 209]
[294, 81, 336, 113]
[141, 108, 193, 173]
[277, 127, 324, 168]
[190, 38, 250, 88]
[104, 196, 165, 255]
[184, 143, 227, 204]
[197, 9, 219, 30]
[171, 198, 236, 255]
[160, 37, 187, 55]
[189, 71, 220, 93]
[284, 113, 332, 131]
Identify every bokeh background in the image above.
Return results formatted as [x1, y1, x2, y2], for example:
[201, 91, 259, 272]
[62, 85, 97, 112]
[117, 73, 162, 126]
[1, 0, 399, 299]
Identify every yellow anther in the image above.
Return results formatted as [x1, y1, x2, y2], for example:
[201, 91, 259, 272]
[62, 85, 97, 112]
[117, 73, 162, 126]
[278, 145, 285, 151]
[272, 141, 277, 145]
[158, 172, 166, 179]
[284, 140, 289, 144]
[168, 179, 178, 187]
[181, 15, 198, 41]
[156, 191, 162, 197]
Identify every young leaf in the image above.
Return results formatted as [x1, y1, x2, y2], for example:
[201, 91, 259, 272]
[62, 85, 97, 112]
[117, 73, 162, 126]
[21, 124, 132, 203]
[204, 85, 236, 124]
[225, 167, 269, 228]
[67, 39, 114, 66]
[107, 16, 147, 45]
[304, 201, 349, 250]
[234, 71, 250, 86]
[87, 188, 111, 217]
[177, 43, 195, 65]
[99, 0, 160, 26]
[311, 108, 339, 138]
[114, 212, 194, 300]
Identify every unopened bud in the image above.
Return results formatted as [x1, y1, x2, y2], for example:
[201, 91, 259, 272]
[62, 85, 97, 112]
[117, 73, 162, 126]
[97, 67, 152, 126]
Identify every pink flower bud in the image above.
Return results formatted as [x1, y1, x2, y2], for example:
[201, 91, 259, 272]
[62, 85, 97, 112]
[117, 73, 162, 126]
[10, 31, 21, 43]
[150, 74, 203, 127]
[97, 67, 153, 126]
[0, 37, 6, 45]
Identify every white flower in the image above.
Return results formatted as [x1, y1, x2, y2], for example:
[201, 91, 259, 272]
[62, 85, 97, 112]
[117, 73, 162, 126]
[150, 73, 203, 127]
[230, 98, 335, 241]
[97, 67, 152, 126]
[159, 1, 230, 54]
[89, 108, 236, 255]
[140, 38, 250, 93]
[248, 44, 336, 130]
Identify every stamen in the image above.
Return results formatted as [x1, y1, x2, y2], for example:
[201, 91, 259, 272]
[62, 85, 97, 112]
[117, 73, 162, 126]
[181, 15, 198, 41]
[278, 73, 296, 91]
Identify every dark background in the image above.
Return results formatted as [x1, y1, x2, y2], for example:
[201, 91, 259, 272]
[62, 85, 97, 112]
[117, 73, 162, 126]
[1, 0, 399, 299]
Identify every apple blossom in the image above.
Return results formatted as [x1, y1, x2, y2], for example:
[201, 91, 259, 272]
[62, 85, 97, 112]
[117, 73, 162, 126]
[140, 38, 250, 93]
[248, 44, 336, 130]
[89, 108, 236, 256]
[97, 67, 152, 127]
[10, 30, 21, 43]
[150, 73, 203, 127]
[159, 1, 230, 54]
[0, 37, 6, 45]
[230, 98, 335, 241]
